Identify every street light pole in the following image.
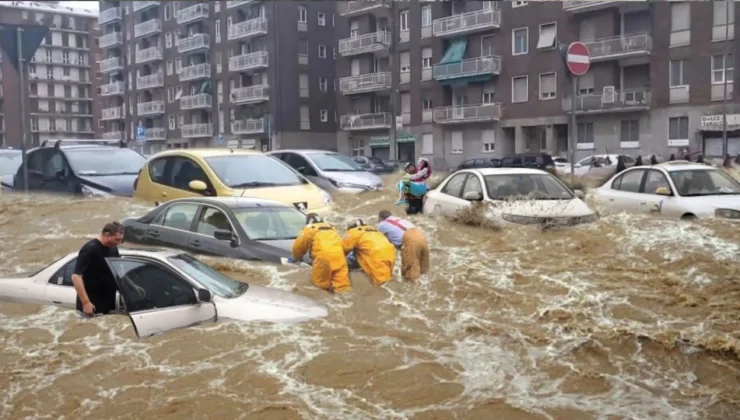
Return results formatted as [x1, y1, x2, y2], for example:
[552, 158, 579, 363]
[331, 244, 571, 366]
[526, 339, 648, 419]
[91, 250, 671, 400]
[387, 0, 398, 162]
[721, 0, 731, 157]
[17, 27, 29, 193]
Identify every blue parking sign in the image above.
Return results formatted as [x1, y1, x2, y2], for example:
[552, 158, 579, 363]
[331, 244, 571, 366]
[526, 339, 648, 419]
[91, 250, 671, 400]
[136, 126, 145, 142]
[217, 134, 224, 144]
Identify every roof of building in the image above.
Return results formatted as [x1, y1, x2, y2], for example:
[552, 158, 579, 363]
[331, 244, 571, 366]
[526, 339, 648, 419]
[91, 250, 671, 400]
[0, 1, 97, 18]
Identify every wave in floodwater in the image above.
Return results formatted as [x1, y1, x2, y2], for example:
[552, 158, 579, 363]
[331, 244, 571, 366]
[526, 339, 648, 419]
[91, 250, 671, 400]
[0, 179, 739, 420]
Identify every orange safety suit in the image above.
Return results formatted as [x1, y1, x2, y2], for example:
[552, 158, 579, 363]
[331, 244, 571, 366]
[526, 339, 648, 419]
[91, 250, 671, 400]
[292, 221, 351, 293]
[341, 226, 396, 286]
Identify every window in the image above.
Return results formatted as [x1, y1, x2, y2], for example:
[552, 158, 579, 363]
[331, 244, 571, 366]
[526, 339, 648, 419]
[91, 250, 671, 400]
[49, 258, 77, 287]
[422, 98, 432, 110]
[298, 6, 307, 23]
[482, 88, 495, 104]
[422, 47, 432, 68]
[612, 169, 645, 193]
[400, 51, 411, 73]
[318, 45, 326, 58]
[167, 87, 174, 103]
[299, 73, 309, 97]
[578, 71, 595, 94]
[320, 109, 328, 122]
[711, 53, 734, 84]
[333, 47, 336, 59]
[215, 20, 221, 42]
[166, 32, 172, 48]
[108, 259, 197, 312]
[166, 60, 173, 75]
[512, 27, 528, 55]
[164, 4, 171, 20]
[451, 131, 463, 154]
[350, 20, 359, 38]
[318, 12, 326, 26]
[669, 59, 686, 86]
[215, 2, 220, 12]
[156, 202, 200, 230]
[620, 120, 639, 145]
[712, 0, 735, 41]
[462, 175, 483, 198]
[539, 72, 556, 100]
[668, 116, 689, 145]
[512, 75, 528, 103]
[421, 5, 432, 27]
[537, 23, 557, 50]
[512, 1, 529, 7]
[422, 133, 433, 155]
[482, 129, 495, 153]
[644, 170, 671, 195]
[481, 35, 495, 56]
[300, 105, 310, 129]
[196, 207, 232, 236]
[175, 57, 182, 72]
[168, 115, 175, 130]
[670, 3, 690, 44]
[298, 40, 309, 56]
[577, 122, 594, 146]
[442, 173, 467, 197]
[400, 10, 409, 31]
[319, 77, 328, 92]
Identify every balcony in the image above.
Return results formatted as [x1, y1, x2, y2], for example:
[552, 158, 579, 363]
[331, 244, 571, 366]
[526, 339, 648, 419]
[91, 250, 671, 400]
[180, 94, 212, 110]
[177, 34, 210, 54]
[177, 3, 209, 25]
[585, 34, 652, 62]
[433, 104, 501, 124]
[432, 8, 501, 38]
[339, 1, 390, 17]
[711, 83, 733, 101]
[135, 46, 163, 64]
[101, 81, 125, 96]
[134, 19, 162, 38]
[433, 56, 501, 81]
[99, 57, 123, 73]
[137, 100, 165, 116]
[566, 88, 651, 114]
[340, 113, 392, 131]
[229, 51, 269, 72]
[101, 107, 124, 121]
[339, 73, 391, 95]
[179, 63, 211, 82]
[143, 127, 166, 140]
[99, 32, 122, 49]
[226, 0, 254, 8]
[230, 85, 269, 104]
[137, 73, 164, 90]
[99, 7, 122, 25]
[182, 123, 213, 138]
[232, 118, 266, 135]
[338, 31, 390, 57]
[133, 1, 159, 12]
[563, 1, 619, 13]
[102, 131, 123, 140]
[228, 17, 268, 41]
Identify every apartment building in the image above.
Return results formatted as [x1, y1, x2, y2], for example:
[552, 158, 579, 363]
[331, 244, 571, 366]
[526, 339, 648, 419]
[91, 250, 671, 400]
[98, 0, 337, 154]
[0, 1, 101, 148]
[336, 0, 740, 168]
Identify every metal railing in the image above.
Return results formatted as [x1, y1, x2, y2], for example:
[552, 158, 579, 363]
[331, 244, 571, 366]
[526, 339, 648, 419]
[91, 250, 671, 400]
[101, 107, 124, 120]
[226, 0, 254, 8]
[101, 81, 125, 96]
[136, 73, 164, 90]
[177, 3, 209, 24]
[338, 1, 389, 16]
[179, 63, 211, 81]
[570, 89, 651, 112]
[177, 34, 210, 54]
[99, 7, 122, 25]
[144, 127, 166, 140]
[231, 118, 265, 134]
[339, 73, 391, 94]
[135, 46, 163, 64]
[180, 93, 212, 110]
[228, 51, 269, 72]
[433, 8, 501, 37]
[134, 19, 162, 38]
[584, 33, 652, 60]
[340, 113, 392, 130]
[137, 101, 165, 116]
[433, 56, 501, 80]
[433, 103, 501, 123]
[181, 123, 213, 138]
[99, 32, 122, 49]
[99, 57, 123, 73]
[102, 131, 123, 140]
[230, 85, 269, 103]
[228, 17, 268, 40]
[133, 1, 159, 12]
[338, 31, 390, 56]
[563, 1, 618, 11]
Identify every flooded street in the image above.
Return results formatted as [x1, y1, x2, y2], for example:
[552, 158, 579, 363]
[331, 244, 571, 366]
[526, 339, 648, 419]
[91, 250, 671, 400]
[0, 175, 739, 420]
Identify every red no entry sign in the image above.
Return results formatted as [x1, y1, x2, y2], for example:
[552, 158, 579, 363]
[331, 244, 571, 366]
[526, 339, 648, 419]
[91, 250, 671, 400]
[566, 42, 590, 76]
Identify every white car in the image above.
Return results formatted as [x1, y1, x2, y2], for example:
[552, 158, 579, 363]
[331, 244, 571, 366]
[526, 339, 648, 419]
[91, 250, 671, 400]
[0, 248, 328, 338]
[593, 161, 740, 220]
[572, 154, 635, 177]
[423, 168, 599, 226]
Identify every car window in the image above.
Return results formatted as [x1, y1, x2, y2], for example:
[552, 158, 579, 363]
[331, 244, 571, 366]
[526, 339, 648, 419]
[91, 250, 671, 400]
[170, 157, 210, 191]
[644, 170, 670, 194]
[669, 169, 740, 197]
[309, 153, 362, 172]
[107, 259, 197, 312]
[234, 207, 306, 240]
[44, 151, 66, 178]
[48, 258, 76, 286]
[612, 169, 645, 193]
[25, 150, 45, 172]
[64, 148, 146, 176]
[623, 156, 636, 164]
[167, 254, 248, 299]
[196, 206, 233, 236]
[441, 173, 467, 198]
[204, 155, 306, 187]
[0, 152, 22, 177]
[485, 174, 574, 200]
[284, 153, 317, 176]
[155, 202, 200, 231]
[148, 157, 168, 184]
[462, 174, 483, 196]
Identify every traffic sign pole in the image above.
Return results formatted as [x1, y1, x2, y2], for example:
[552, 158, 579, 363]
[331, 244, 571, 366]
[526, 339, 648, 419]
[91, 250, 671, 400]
[565, 42, 591, 176]
[570, 76, 579, 176]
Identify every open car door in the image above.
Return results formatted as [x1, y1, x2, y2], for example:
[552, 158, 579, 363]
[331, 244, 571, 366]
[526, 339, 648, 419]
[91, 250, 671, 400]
[105, 257, 217, 339]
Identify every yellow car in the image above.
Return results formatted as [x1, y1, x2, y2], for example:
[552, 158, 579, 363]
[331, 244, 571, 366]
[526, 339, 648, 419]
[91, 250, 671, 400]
[133, 148, 332, 212]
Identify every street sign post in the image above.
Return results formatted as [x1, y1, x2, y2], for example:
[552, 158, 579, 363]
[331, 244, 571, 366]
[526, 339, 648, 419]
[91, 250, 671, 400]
[566, 42, 591, 176]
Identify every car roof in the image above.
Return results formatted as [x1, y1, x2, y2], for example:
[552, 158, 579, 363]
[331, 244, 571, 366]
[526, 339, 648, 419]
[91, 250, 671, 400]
[272, 149, 337, 155]
[653, 161, 716, 171]
[118, 247, 182, 258]
[163, 196, 293, 209]
[461, 168, 548, 176]
[150, 148, 264, 159]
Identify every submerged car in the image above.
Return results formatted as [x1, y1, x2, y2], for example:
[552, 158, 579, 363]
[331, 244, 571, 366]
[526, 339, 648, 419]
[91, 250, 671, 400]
[423, 168, 598, 226]
[0, 248, 327, 339]
[593, 161, 740, 220]
[0, 148, 22, 191]
[122, 197, 310, 263]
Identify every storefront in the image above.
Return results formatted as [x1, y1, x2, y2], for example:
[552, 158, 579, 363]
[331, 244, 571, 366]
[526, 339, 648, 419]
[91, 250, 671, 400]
[369, 132, 416, 162]
[700, 114, 740, 157]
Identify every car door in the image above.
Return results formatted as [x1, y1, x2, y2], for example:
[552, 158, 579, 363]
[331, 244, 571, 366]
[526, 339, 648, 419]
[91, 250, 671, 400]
[44, 258, 79, 308]
[640, 169, 675, 216]
[603, 168, 647, 213]
[284, 153, 325, 189]
[16, 149, 48, 190]
[41, 150, 74, 194]
[157, 156, 216, 202]
[146, 202, 200, 249]
[104, 257, 216, 339]
[190, 205, 242, 258]
[436, 172, 470, 214]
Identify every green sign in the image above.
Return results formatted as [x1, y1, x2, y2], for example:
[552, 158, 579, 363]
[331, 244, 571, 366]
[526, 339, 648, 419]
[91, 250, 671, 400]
[369, 132, 415, 147]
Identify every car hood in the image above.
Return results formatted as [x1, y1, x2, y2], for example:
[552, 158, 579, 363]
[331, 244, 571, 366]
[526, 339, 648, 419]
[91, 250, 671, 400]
[324, 171, 383, 188]
[487, 198, 595, 218]
[214, 285, 328, 323]
[226, 183, 327, 211]
[78, 174, 137, 197]
[0, 175, 14, 189]
[253, 239, 313, 264]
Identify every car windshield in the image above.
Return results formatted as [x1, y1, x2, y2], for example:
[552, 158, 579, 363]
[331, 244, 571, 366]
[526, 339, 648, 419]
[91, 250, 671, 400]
[205, 155, 305, 188]
[65, 148, 146, 176]
[485, 174, 575, 200]
[0, 152, 22, 177]
[234, 207, 306, 241]
[669, 169, 740, 197]
[167, 254, 248, 299]
[308, 153, 363, 171]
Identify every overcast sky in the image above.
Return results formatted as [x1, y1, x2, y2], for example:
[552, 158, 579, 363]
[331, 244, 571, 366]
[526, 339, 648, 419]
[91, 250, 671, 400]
[59, 1, 99, 12]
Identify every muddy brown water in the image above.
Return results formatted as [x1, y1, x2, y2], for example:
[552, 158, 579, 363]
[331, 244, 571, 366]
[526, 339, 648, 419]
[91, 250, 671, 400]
[0, 174, 739, 420]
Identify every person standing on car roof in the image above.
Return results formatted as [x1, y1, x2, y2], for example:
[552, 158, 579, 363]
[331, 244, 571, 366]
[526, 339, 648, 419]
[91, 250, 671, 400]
[376, 210, 429, 281]
[341, 219, 396, 287]
[72, 222, 144, 317]
[292, 213, 351, 293]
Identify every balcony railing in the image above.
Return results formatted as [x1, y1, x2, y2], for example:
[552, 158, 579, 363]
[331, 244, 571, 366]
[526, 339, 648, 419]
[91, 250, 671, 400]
[180, 94, 212, 110]
[101, 81, 125, 96]
[584, 34, 652, 62]
[226, 0, 254, 8]
[340, 113, 392, 131]
[99, 7, 122, 25]
[433, 103, 501, 123]
[134, 19, 162, 38]
[135, 46, 163, 64]
[101, 107, 124, 120]
[179, 63, 211, 81]
[433, 56, 501, 81]
[339, 1, 390, 16]
[339, 73, 391, 94]
[177, 34, 210, 54]
[137, 73, 164, 90]
[563, 1, 619, 12]
[228, 17, 268, 41]
[137, 100, 165, 116]
[102, 131, 123, 140]
[229, 51, 269, 72]
[99, 57, 123, 73]
[338, 31, 390, 56]
[133, 1, 159, 12]
[230, 85, 269, 103]
[177, 3, 209, 24]
[143, 127, 166, 140]
[99, 32, 122, 49]
[182, 123, 213, 138]
[433, 8, 501, 37]
[231, 118, 266, 134]
[568, 89, 651, 113]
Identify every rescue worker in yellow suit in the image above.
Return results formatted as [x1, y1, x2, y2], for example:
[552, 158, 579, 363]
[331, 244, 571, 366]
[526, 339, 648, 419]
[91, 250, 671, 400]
[292, 213, 351, 293]
[341, 219, 396, 287]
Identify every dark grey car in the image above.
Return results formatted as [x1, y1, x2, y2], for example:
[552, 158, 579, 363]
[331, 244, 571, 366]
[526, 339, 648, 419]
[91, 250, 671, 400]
[121, 197, 310, 264]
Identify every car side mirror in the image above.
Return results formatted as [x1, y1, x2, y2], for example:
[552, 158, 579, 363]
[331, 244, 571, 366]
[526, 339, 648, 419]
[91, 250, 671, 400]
[197, 288, 212, 303]
[463, 191, 482, 201]
[655, 187, 672, 196]
[574, 189, 585, 199]
[214, 229, 239, 247]
[189, 180, 207, 191]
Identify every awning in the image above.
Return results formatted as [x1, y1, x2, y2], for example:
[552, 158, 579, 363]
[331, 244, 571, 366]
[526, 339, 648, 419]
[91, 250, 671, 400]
[369, 132, 415, 147]
[439, 37, 468, 65]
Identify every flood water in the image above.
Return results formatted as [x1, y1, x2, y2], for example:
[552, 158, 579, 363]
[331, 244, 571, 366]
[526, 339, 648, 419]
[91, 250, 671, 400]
[0, 174, 739, 420]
